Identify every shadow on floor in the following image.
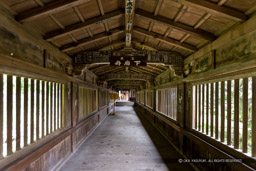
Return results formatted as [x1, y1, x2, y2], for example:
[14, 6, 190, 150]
[134, 107, 194, 171]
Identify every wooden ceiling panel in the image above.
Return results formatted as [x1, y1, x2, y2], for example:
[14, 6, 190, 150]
[90, 23, 106, 35]
[71, 30, 89, 40]
[132, 32, 146, 42]
[30, 16, 60, 34]
[82, 43, 96, 50]
[178, 6, 205, 27]
[53, 7, 81, 27]
[4, 0, 39, 13]
[53, 35, 74, 46]
[173, 47, 190, 56]
[102, 0, 123, 13]
[97, 38, 109, 46]
[107, 16, 124, 30]
[158, 2, 180, 20]
[137, 0, 158, 13]
[183, 35, 204, 47]
[147, 37, 159, 47]
[111, 33, 124, 40]
[168, 28, 186, 41]
[158, 42, 175, 51]
[134, 15, 151, 30]
[151, 22, 168, 35]
[78, 0, 101, 20]
[223, 0, 256, 12]
[199, 17, 227, 35]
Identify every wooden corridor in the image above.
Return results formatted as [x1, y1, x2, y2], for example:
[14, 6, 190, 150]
[60, 106, 192, 171]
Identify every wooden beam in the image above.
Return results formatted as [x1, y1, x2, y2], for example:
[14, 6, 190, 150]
[34, 0, 44, 7]
[174, 4, 187, 22]
[44, 9, 123, 40]
[73, 6, 84, 22]
[154, 0, 163, 16]
[17, 0, 91, 22]
[180, 0, 247, 21]
[135, 9, 216, 41]
[132, 39, 158, 51]
[130, 66, 158, 76]
[133, 27, 197, 52]
[99, 41, 125, 51]
[97, 67, 125, 75]
[60, 28, 124, 52]
[97, 0, 105, 15]
[49, 14, 65, 29]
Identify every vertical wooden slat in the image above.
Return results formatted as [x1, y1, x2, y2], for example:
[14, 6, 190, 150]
[24, 78, 28, 146]
[16, 77, 21, 151]
[193, 85, 197, 129]
[243, 78, 248, 153]
[56, 84, 59, 129]
[221, 81, 225, 142]
[61, 84, 63, 128]
[206, 84, 209, 135]
[31, 79, 34, 143]
[0, 74, 3, 158]
[234, 79, 239, 149]
[36, 80, 39, 140]
[227, 80, 231, 145]
[46, 82, 49, 135]
[7, 75, 13, 155]
[53, 83, 56, 132]
[42, 81, 45, 137]
[210, 83, 214, 137]
[215, 82, 219, 139]
[202, 84, 205, 133]
[198, 85, 201, 131]
[49, 82, 52, 133]
[252, 77, 256, 156]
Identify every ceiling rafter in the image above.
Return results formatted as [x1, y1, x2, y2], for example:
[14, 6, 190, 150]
[44, 9, 123, 40]
[133, 27, 197, 52]
[132, 39, 158, 51]
[142, 0, 163, 50]
[146, 65, 164, 73]
[180, 0, 247, 21]
[129, 66, 158, 76]
[17, 0, 92, 22]
[135, 9, 216, 41]
[97, 67, 126, 75]
[34, 0, 44, 7]
[99, 41, 126, 51]
[60, 28, 124, 52]
[91, 65, 110, 73]
[138, 66, 161, 75]
[73, 6, 84, 22]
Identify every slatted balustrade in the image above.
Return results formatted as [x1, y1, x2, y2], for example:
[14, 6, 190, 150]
[156, 87, 177, 121]
[193, 77, 256, 157]
[0, 74, 64, 158]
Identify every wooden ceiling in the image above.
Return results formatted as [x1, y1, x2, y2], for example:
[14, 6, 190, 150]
[3, 0, 255, 87]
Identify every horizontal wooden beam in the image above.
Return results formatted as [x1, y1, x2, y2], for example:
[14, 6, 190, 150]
[75, 50, 183, 66]
[132, 39, 158, 51]
[44, 9, 123, 40]
[180, 0, 247, 21]
[135, 9, 216, 41]
[133, 27, 197, 52]
[60, 28, 124, 52]
[17, 0, 91, 22]
[99, 41, 125, 51]
[100, 73, 155, 81]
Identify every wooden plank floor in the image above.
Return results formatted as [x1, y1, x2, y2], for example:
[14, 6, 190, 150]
[60, 106, 193, 171]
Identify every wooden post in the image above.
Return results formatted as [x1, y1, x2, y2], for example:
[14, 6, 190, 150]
[42, 81, 45, 137]
[16, 77, 21, 151]
[221, 81, 225, 142]
[0, 74, 3, 159]
[210, 83, 214, 137]
[234, 79, 239, 149]
[24, 78, 28, 146]
[215, 82, 219, 139]
[227, 80, 231, 145]
[7, 75, 13, 155]
[252, 77, 256, 156]
[243, 78, 248, 153]
[31, 79, 35, 143]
